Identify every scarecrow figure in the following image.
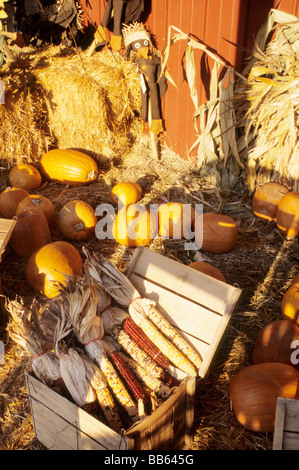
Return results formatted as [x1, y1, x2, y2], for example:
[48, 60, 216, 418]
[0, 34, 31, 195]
[122, 22, 167, 136]
[87, 0, 145, 55]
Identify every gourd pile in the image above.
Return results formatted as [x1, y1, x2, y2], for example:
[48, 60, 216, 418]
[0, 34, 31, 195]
[229, 182, 299, 433]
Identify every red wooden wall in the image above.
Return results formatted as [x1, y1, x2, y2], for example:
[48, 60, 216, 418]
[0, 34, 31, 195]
[80, 0, 299, 158]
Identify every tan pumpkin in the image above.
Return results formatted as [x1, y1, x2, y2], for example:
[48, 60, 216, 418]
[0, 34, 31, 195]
[199, 213, 238, 254]
[111, 182, 142, 207]
[188, 261, 226, 283]
[281, 283, 299, 325]
[10, 211, 51, 258]
[112, 203, 157, 247]
[9, 163, 42, 191]
[252, 319, 299, 369]
[40, 149, 98, 186]
[158, 202, 195, 239]
[252, 182, 289, 221]
[229, 362, 299, 432]
[57, 200, 97, 241]
[16, 194, 56, 229]
[0, 187, 29, 219]
[276, 191, 299, 239]
[25, 241, 83, 298]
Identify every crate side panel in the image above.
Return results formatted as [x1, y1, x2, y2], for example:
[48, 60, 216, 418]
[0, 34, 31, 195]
[26, 374, 128, 450]
[125, 378, 192, 450]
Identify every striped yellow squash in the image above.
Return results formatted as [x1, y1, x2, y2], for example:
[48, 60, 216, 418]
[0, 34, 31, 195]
[40, 149, 98, 186]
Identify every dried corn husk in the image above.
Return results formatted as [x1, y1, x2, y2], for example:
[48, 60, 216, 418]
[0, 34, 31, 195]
[6, 298, 62, 387]
[53, 305, 97, 408]
[56, 275, 140, 423]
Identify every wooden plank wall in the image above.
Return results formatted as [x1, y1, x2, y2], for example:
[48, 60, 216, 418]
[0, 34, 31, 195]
[80, 0, 299, 158]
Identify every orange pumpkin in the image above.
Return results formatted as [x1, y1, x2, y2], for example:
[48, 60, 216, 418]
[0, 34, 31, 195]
[199, 213, 238, 254]
[40, 149, 98, 186]
[158, 202, 195, 239]
[10, 211, 51, 258]
[111, 182, 142, 207]
[281, 283, 299, 325]
[9, 163, 42, 191]
[25, 241, 83, 298]
[0, 187, 29, 219]
[252, 319, 299, 369]
[16, 194, 56, 229]
[188, 261, 226, 283]
[112, 203, 157, 247]
[292, 274, 299, 285]
[276, 191, 299, 239]
[229, 362, 299, 432]
[57, 200, 97, 241]
[252, 182, 289, 221]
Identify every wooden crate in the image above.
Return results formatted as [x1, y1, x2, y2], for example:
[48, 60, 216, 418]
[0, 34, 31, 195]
[27, 246, 242, 450]
[273, 397, 299, 450]
[0, 218, 16, 333]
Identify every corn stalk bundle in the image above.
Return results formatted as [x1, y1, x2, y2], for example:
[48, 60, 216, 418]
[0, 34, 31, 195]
[6, 298, 63, 391]
[56, 276, 140, 425]
[84, 251, 201, 377]
[160, 25, 246, 188]
[234, 9, 299, 191]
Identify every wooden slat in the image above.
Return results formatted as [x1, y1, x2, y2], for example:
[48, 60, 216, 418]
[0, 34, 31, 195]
[26, 374, 128, 450]
[273, 397, 299, 450]
[0, 218, 16, 259]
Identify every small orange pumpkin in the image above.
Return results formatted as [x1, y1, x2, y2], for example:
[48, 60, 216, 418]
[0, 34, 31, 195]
[276, 191, 299, 239]
[16, 194, 56, 229]
[281, 283, 299, 325]
[0, 187, 29, 219]
[9, 163, 42, 190]
[57, 200, 97, 241]
[40, 149, 98, 186]
[252, 319, 299, 369]
[10, 211, 51, 258]
[252, 182, 289, 221]
[188, 261, 226, 283]
[111, 182, 142, 207]
[25, 241, 83, 298]
[112, 203, 157, 247]
[229, 362, 299, 432]
[199, 213, 238, 254]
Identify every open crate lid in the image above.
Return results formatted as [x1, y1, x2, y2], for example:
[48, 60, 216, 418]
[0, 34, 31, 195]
[126, 247, 242, 379]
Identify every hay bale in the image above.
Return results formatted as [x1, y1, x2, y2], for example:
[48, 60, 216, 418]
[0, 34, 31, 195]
[0, 46, 142, 166]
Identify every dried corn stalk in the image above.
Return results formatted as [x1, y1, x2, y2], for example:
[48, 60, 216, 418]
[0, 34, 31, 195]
[234, 9, 299, 191]
[160, 25, 246, 179]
